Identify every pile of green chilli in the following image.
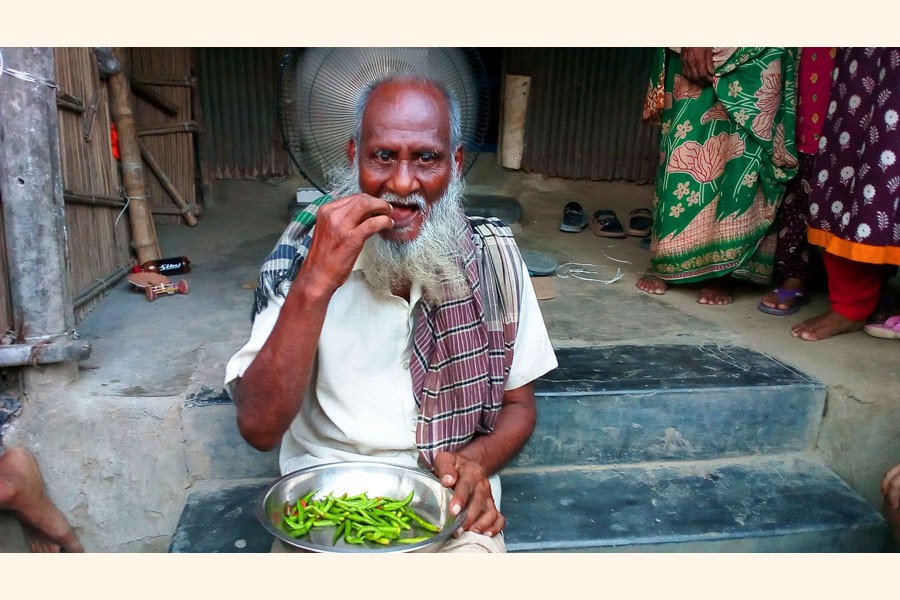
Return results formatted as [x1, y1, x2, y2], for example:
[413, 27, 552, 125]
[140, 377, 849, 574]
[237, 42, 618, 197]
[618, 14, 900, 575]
[282, 489, 441, 546]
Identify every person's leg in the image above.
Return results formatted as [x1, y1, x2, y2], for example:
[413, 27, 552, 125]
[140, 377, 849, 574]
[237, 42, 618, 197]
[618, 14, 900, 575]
[0, 447, 83, 552]
[761, 155, 817, 312]
[438, 530, 506, 553]
[791, 252, 882, 341]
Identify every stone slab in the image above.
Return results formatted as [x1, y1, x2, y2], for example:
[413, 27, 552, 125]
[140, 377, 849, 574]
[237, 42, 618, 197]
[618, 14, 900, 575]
[509, 345, 826, 466]
[537, 345, 820, 395]
[501, 455, 888, 552]
[168, 479, 273, 553]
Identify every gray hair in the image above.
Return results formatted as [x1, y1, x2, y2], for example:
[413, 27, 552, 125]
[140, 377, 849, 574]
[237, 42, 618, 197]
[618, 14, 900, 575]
[353, 72, 463, 152]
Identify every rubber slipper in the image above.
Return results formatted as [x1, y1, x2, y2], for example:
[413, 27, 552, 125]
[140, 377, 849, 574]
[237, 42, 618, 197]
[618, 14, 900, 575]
[626, 207, 652, 237]
[520, 250, 557, 276]
[864, 315, 900, 339]
[589, 209, 626, 238]
[757, 287, 810, 316]
[559, 201, 588, 233]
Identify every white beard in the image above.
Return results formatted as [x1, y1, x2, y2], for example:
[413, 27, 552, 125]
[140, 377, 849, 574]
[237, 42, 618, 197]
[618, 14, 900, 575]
[326, 162, 469, 305]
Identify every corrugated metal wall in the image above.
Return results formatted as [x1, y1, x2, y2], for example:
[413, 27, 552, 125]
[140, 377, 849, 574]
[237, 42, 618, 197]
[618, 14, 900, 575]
[505, 47, 659, 183]
[196, 48, 292, 180]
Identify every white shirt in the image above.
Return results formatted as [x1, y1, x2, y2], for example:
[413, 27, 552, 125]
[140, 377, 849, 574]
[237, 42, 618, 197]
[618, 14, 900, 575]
[225, 256, 558, 504]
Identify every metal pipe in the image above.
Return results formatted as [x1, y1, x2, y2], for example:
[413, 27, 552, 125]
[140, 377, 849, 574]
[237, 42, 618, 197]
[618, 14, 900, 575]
[0, 339, 91, 367]
[72, 264, 133, 309]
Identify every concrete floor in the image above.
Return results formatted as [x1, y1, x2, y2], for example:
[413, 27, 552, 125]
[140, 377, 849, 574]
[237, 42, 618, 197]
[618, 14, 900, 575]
[1, 153, 898, 551]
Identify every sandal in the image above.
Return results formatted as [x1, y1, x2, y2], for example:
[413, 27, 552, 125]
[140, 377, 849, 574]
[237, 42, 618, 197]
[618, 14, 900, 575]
[864, 315, 900, 339]
[589, 209, 626, 238]
[757, 287, 811, 316]
[626, 207, 652, 237]
[559, 201, 588, 233]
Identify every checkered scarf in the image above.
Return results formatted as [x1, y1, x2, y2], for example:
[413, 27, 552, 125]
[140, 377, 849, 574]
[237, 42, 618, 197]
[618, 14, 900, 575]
[252, 195, 524, 467]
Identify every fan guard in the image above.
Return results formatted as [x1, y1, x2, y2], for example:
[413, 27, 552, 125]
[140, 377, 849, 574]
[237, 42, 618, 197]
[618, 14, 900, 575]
[279, 48, 490, 193]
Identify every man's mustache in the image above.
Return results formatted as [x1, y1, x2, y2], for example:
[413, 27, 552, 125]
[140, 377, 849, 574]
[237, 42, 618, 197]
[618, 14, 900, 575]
[380, 192, 426, 210]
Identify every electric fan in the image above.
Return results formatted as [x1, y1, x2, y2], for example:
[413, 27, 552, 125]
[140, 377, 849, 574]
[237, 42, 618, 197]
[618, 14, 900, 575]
[279, 48, 490, 193]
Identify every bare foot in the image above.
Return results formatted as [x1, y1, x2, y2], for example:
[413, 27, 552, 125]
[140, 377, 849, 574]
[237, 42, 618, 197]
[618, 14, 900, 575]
[790, 309, 865, 341]
[0, 448, 83, 552]
[760, 277, 806, 312]
[697, 280, 733, 305]
[636, 275, 668, 295]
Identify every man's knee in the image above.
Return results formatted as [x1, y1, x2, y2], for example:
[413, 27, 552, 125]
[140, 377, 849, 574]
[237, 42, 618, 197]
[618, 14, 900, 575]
[438, 530, 506, 553]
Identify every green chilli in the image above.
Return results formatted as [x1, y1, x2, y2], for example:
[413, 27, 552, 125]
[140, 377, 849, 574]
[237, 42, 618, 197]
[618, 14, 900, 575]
[280, 490, 442, 547]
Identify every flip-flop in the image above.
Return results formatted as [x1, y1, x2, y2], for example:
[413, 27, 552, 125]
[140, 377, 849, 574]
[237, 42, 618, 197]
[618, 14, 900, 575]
[864, 315, 900, 339]
[626, 207, 653, 237]
[757, 287, 811, 316]
[589, 209, 626, 238]
[559, 201, 588, 233]
[520, 250, 557, 276]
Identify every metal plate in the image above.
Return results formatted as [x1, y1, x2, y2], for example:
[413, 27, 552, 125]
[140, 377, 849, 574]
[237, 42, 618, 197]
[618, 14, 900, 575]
[257, 461, 466, 553]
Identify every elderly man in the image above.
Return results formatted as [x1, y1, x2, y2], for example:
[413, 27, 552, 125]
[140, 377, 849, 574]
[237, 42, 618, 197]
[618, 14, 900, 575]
[225, 73, 557, 552]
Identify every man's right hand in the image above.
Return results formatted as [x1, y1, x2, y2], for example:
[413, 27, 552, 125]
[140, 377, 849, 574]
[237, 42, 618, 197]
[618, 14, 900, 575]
[680, 47, 715, 86]
[300, 194, 394, 297]
[234, 193, 393, 451]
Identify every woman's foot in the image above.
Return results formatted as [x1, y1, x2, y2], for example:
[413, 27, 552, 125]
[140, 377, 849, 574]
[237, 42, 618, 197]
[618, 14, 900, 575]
[790, 309, 865, 341]
[636, 275, 668, 295]
[697, 280, 733, 305]
[760, 277, 807, 314]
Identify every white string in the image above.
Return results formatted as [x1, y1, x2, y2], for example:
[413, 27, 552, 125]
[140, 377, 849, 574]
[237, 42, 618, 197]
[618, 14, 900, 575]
[555, 262, 624, 285]
[599, 250, 632, 265]
[115, 189, 131, 225]
[24, 328, 77, 343]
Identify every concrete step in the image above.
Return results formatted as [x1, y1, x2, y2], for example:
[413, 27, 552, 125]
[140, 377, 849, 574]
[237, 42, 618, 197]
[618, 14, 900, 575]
[500, 454, 888, 552]
[168, 454, 888, 553]
[512, 345, 826, 467]
[169, 345, 883, 553]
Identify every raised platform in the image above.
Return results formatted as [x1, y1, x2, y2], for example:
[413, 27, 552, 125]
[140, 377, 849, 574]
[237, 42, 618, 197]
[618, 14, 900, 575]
[169, 345, 887, 553]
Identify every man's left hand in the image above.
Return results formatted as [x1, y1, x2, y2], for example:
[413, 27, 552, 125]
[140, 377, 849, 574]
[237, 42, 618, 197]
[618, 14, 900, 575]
[432, 451, 505, 537]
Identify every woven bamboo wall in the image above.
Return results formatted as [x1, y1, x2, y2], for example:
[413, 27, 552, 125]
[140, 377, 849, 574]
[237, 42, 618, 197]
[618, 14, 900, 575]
[127, 48, 198, 224]
[54, 47, 133, 322]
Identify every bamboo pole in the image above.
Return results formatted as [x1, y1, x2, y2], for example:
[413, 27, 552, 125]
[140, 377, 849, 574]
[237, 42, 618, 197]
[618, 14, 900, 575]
[130, 80, 180, 116]
[138, 141, 199, 226]
[107, 47, 160, 262]
[64, 191, 125, 208]
[136, 121, 198, 136]
[131, 75, 193, 87]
